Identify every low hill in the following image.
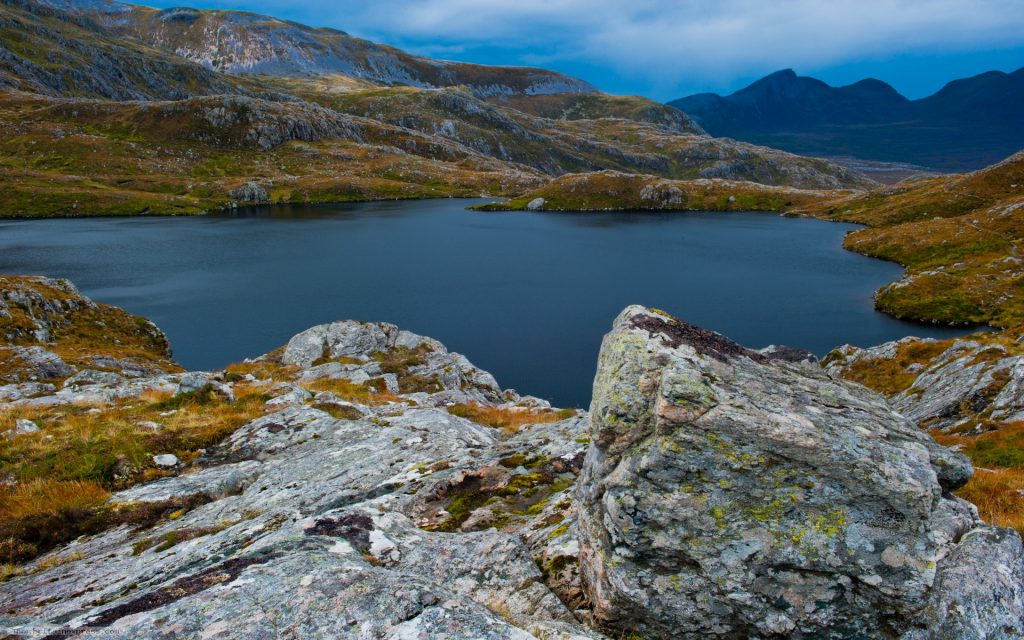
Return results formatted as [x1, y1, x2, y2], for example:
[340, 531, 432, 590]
[797, 151, 1024, 327]
[473, 171, 835, 212]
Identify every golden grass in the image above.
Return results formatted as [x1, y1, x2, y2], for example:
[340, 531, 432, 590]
[301, 378, 402, 406]
[952, 467, 1024, 535]
[0, 480, 110, 521]
[830, 339, 953, 396]
[447, 403, 577, 434]
[0, 382, 271, 488]
[932, 421, 1024, 534]
[934, 421, 1024, 470]
[0, 383, 274, 563]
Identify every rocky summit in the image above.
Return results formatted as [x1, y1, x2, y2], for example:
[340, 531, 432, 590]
[0, 283, 1022, 639]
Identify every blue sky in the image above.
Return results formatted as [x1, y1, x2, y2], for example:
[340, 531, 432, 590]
[146, 0, 1024, 101]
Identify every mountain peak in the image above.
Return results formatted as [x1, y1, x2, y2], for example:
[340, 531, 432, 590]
[669, 67, 1024, 171]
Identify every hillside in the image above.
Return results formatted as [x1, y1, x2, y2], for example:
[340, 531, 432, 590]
[671, 67, 1024, 171]
[797, 151, 1024, 327]
[0, 0, 876, 217]
[0, 0, 242, 99]
[32, 0, 596, 99]
[0, 92, 549, 217]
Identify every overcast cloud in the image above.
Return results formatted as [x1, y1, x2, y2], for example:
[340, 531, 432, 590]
[149, 0, 1024, 99]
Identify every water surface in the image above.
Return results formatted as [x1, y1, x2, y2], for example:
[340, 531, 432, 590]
[0, 200, 968, 407]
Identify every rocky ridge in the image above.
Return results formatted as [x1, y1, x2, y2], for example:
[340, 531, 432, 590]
[825, 332, 1024, 433]
[1, 281, 1022, 638]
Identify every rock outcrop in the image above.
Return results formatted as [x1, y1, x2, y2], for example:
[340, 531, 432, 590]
[0, 317, 595, 639]
[825, 334, 1024, 432]
[576, 306, 1024, 639]
[3, 287, 1023, 639]
[0, 276, 178, 386]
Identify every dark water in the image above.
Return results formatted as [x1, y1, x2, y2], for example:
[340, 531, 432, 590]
[0, 199, 968, 407]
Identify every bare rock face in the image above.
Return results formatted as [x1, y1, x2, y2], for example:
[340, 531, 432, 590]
[576, 306, 1024, 639]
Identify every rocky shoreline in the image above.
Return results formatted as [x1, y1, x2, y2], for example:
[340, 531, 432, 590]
[0, 279, 1021, 639]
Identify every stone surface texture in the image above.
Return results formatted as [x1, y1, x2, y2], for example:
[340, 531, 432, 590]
[2, 300, 1022, 639]
[576, 306, 1024, 639]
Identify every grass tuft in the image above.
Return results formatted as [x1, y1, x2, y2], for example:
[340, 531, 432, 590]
[447, 403, 577, 434]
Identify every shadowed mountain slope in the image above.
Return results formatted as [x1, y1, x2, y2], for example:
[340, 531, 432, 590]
[672, 68, 1024, 171]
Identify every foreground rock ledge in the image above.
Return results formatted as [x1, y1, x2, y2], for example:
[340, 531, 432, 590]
[2, 284, 1023, 640]
[577, 306, 1024, 639]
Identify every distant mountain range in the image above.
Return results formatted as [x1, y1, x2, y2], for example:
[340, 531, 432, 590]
[671, 68, 1024, 172]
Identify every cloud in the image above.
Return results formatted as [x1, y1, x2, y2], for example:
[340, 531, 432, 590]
[153, 0, 1024, 96]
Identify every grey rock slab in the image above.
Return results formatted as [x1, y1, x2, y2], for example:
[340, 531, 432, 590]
[0, 345, 74, 382]
[829, 336, 1024, 431]
[110, 460, 262, 504]
[0, 382, 55, 402]
[281, 321, 393, 368]
[14, 418, 39, 435]
[265, 383, 313, 407]
[0, 400, 596, 639]
[64, 368, 126, 387]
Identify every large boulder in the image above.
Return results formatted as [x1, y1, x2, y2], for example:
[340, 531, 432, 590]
[576, 306, 1024, 639]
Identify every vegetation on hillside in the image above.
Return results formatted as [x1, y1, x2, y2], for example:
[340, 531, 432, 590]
[0, 276, 179, 378]
[798, 151, 1024, 327]
[0, 92, 543, 217]
[473, 171, 837, 213]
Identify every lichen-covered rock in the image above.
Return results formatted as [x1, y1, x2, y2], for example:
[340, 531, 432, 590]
[228, 181, 270, 203]
[576, 306, 1024, 639]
